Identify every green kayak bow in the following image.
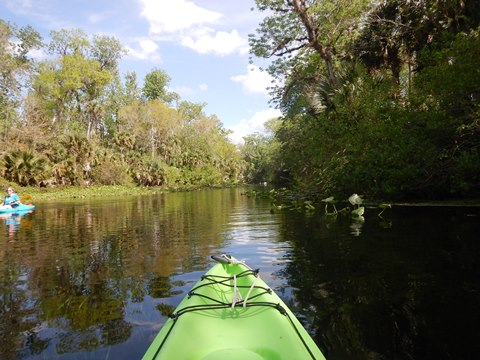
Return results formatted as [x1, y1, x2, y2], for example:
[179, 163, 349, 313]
[143, 254, 326, 360]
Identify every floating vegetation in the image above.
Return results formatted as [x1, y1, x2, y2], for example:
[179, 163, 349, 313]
[321, 196, 338, 214]
[349, 193, 365, 218]
[378, 203, 392, 217]
[245, 188, 393, 223]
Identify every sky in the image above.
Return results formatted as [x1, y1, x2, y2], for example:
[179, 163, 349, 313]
[0, 0, 282, 143]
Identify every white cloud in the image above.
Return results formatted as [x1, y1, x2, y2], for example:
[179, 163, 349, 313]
[228, 108, 282, 144]
[181, 29, 248, 56]
[140, 0, 222, 34]
[125, 39, 161, 61]
[139, 0, 247, 56]
[232, 65, 276, 95]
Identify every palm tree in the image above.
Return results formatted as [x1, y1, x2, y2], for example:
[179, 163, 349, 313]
[3, 150, 50, 186]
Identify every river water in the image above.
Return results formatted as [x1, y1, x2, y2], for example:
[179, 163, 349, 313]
[0, 188, 479, 359]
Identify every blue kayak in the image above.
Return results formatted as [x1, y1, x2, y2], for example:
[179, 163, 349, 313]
[0, 204, 35, 214]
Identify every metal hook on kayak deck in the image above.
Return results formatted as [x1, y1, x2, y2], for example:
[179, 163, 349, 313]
[211, 254, 232, 264]
[211, 254, 251, 268]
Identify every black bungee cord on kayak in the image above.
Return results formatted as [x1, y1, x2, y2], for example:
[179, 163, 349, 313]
[188, 268, 272, 306]
[152, 255, 319, 360]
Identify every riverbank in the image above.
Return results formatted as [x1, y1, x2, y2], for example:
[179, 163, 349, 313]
[3, 181, 479, 206]
[15, 184, 244, 202]
[15, 185, 162, 202]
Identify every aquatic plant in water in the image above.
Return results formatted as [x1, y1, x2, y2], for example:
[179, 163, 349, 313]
[348, 193, 365, 218]
[321, 196, 338, 214]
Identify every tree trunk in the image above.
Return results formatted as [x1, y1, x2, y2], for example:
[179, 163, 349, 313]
[291, 0, 338, 86]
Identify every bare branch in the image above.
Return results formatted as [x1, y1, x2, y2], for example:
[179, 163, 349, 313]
[270, 42, 308, 57]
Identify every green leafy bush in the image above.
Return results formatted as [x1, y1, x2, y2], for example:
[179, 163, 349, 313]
[2, 150, 50, 186]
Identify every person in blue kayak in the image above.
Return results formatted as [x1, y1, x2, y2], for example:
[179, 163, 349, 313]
[0, 187, 21, 209]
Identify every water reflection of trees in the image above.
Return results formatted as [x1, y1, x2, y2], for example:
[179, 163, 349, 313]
[0, 190, 240, 358]
[277, 208, 480, 360]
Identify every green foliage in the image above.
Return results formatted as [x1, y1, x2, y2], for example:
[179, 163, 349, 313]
[321, 196, 338, 214]
[241, 133, 274, 184]
[142, 68, 178, 104]
[0, 20, 42, 140]
[349, 194, 364, 218]
[90, 150, 133, 186]
[354, 0, 480, 83]
[182, 165, 224, 187]
[415, 30, 480, 115]
[240, 117, 281, 185]
[0, 22, 243, 192]
[90, 34, 126, 71]
[250, 0, 370, 87]
[133, 158, 167, 187]
[34, 29, 123, 139]
[411, 30, 480, 195]
[0, 176, 15, 189]
[258, 39, 480, 200]
[163, 166, 182, 188]
[2, 8, 479, 202]
[48, 28, 89, 56]
[177, 101, 206, 122]
[245, 1, 480, 202]
[116, 99, 243, 187]
[2, 150, 50, 186]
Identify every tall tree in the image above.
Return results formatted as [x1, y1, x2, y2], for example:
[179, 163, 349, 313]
[48, 28, 89, 56]
[124, 71, 141, 105]
[90, 34, 126, 72]
[241, 118, 281, 184]
[355, 0, 480, 85]
[34, 53, 112, 138]
[249, 0, 369, 87]
[118, 100, 181, 160]
[177, 100, 206, 123]
[142, 68, 179, 105]
[33, 29, 125, 139]
[0, 20, 42, 142]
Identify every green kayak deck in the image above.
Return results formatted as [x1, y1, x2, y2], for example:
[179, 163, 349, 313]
[143, 254, 326, 360]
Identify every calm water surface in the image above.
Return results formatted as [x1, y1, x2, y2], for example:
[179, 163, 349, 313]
[0, 189, 479, 359]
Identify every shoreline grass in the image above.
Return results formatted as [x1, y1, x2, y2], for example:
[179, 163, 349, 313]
[20, 185, 164, 202]
[16, 184, 242, 202]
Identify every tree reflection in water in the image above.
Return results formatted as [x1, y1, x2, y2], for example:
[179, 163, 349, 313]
[276, 206, 480, 360]
[0, 191, 479, 360]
